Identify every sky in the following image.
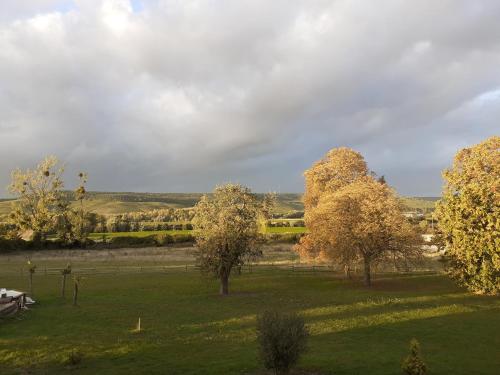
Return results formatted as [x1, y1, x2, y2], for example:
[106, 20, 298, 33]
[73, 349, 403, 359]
[0, 0, 499, 196]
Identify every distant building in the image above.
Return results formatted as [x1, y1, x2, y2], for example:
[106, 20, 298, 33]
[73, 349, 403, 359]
[402, 211, 424, 219]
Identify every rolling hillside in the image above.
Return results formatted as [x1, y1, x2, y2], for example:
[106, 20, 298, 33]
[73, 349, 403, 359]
[0, 192, 438, 216]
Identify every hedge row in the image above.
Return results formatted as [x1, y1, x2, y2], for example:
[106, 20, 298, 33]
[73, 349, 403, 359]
[0, 232, 303, 253]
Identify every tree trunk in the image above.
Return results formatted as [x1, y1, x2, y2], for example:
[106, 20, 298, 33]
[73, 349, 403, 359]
[73, 283, 79, 306]
[61, 274, 66, 298]
[220, 273, 229, 296]
[344, 264, 351, 279]
[363, 255, 372, 287]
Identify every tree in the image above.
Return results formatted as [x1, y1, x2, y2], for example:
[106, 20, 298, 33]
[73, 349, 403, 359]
[256, 310, 308, 375]
[298, 147, 421, 286]
[192, 184, 264, 295]
[72, 172, 91, 245]
[418, 219, 429, 234]
[54, 172, 91, 246]
[8, 156, 67, 243]
[435, 136, 499, 295]
[303, 147, 368, 210]
[401, 339, 427, 375]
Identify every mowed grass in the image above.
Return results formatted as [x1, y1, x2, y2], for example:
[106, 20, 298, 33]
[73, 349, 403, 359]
[1, 256, 499, 375]
[265, 226, 307, 234]
[88, 230, 192, 240]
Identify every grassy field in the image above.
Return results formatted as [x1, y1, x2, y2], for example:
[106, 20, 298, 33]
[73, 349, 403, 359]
[265, 226, 307, 234]
[88, 230, 193, 240]
[0, 248, 498, 374]
[399, 197, 438, 212]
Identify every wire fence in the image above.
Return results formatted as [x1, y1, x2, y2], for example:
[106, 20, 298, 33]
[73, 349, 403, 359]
[1, 262, 442, 278]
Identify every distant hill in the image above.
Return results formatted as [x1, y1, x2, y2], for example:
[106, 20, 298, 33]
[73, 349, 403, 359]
[0, 191, 439, 216]
[399, 197, 439, 212]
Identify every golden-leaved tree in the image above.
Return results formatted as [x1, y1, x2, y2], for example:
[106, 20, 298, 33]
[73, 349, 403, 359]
[193, 184, 270, 295]
[303, 147, 368, 210]
[8, 156, 67, 242]
[435, 136, 499, 295]
[298, 148, 421, 286]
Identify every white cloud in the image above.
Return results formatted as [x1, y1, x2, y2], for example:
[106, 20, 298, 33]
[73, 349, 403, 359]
[0, 0, 499, 194]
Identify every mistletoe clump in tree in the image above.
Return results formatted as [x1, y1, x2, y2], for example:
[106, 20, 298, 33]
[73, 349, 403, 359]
[55, 172, 91, 246]
[435, 136, 499, 295]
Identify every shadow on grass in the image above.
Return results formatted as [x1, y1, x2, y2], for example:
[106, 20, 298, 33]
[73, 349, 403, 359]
[1, 272, 498, 375]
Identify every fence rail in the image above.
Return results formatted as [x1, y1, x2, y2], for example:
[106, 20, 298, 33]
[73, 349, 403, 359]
[1, 263, 441, 277]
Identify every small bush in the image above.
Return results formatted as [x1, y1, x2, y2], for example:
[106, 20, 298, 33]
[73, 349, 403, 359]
[401, 339, 427, 375]
[108, 235, 157, 248]
[63, 349, 83, 366]
[265, 233, 303, 244]
[155, 233, 173, 246]
[171, 233, 195, 243]
[256, 310, 308, 375]
[0, 237, 34, 252]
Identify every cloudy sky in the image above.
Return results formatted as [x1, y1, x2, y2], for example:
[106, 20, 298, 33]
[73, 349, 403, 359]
[0, 0, 498, 196]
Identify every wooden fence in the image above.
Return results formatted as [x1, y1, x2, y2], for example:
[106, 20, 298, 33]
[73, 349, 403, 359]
[2, 262, 440, 277]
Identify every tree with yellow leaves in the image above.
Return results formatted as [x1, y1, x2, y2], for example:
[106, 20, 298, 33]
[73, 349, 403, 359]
[303, 147, 369, 210]
[435, 136, 499, 295]
[8, 156, 67, 243]
[193, 184, 268, 295]
[298, 148, 421, 286]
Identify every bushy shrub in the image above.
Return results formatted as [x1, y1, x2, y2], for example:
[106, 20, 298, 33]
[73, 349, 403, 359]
[63, 349, 83, 366]
[256, 310, 308, 375]
[108, 235, 157, 248]
[155, 233, 173, 246]
[265, 233, 303, 244]
[171, 233, 195, 243]
[283, 211, 304, 219]
[0, 237, 34, 252]
[401, 339, 427, 375]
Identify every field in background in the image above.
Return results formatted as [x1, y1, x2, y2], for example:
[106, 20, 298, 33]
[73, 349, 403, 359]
[88, 230, 193, 240]
[0, 245, 498, 374]
[0, 192, 438, 216]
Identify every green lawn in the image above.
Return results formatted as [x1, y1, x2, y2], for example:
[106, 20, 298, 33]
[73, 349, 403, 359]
[265, 226, 307, 234]
[88, 230, 192, 239]
[1, 254, 498, 375]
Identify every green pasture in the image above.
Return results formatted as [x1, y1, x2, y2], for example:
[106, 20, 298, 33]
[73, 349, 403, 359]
[88, 230, 192, 240]
[0, 251, 498, 374]
[265, 226, 307, 234]
[86, 227, 307, 240]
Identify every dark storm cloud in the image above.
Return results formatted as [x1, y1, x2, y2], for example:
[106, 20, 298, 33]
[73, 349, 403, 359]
[0, 0, 499, 195]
